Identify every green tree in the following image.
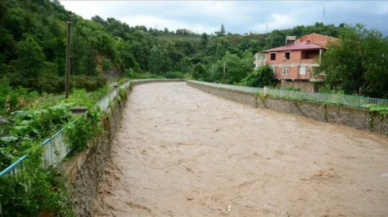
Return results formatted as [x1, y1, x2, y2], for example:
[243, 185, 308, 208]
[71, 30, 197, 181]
[265, 30, 286, 48]
[215, 38, 229, 60]
[201, 33, 208, 48]
[16, 35, 45, 87]
[316, 24, 388, 97]
[217, 24, 226, 37]
[220, 24, 225, 35]
[91, 15, 106, 26]
[192, 63, 207, 80]
[241, 65, 274, 87]
[213, 51, 252, 84]
[148, 45, 162, 74]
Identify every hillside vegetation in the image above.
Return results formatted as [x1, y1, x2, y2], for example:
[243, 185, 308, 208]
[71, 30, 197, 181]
[1, 0, 387, 98]
[0, 0, 343, 91]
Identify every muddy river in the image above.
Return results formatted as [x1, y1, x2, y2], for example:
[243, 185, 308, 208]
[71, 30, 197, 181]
[92, 82, 388, 217]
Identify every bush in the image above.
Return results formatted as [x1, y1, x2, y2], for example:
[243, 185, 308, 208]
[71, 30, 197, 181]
[102, 59, 112, 71]
[192, 63, 207, 80]
[129, 72, 165, 79]
[165, 71, 185, 79]
[0, 77, 40, 114]
[37, 73, 65, 93]
[72, 75, 107, 92]
[241, 65, 274, 87]
[123, 68, 134, 78]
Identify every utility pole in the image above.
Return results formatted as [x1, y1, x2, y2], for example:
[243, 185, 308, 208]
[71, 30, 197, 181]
[65, 12, 72, 99]
[222, 62, 226, 84]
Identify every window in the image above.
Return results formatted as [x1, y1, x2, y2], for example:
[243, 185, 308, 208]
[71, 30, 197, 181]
[284, 52, 290, 60]
[270, 53, 276, 60]
[283, 66, 289, 75]
[299, 66, 306, 75]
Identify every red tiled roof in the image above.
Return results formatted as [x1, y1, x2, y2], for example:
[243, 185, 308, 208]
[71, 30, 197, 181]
[261, 42, 324, 53]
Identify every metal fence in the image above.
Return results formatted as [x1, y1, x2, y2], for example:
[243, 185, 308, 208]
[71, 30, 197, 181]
[189, 80, 388, 109]
[0, 82, 130, 177]
[190, 80, 264, 94]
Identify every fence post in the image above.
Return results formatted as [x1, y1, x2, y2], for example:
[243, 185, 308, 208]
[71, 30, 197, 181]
[264, 86, 268, 95]
[114, 84, 119, 98]
[70, 106, 89, 119]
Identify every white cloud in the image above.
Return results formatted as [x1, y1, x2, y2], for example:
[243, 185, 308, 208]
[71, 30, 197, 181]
[60, 1, 106, 19]
[253, 14, 298, 33]
[59, 1, 388, 35]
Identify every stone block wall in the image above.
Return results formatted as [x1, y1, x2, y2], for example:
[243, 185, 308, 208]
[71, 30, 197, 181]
[187, 81, 256, 108]
[187, 80, 388, 136]
[64, 79, 187, 216]
[64, 91, 126, 217]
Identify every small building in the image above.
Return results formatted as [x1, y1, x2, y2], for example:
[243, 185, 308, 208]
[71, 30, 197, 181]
[260, 33, 338, 92]
[176, 28, 195, 35]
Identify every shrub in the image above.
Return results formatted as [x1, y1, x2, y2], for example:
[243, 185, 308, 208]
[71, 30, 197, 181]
[165, 71, 185, 79]
[129, 72, 165, 79]
[102, 59, 112, 71]
[72, 75, 107, 92]
[0, 77, 40, 114]
[241, 65, 274, 87]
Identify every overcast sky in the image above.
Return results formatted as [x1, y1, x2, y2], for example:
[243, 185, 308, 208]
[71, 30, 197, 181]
[60, 1, 388, 35]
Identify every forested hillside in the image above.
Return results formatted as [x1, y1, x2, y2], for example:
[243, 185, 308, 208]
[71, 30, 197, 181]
[0, 0, 345, 93]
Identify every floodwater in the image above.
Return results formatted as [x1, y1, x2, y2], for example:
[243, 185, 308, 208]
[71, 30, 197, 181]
[92, 82, 388, 217]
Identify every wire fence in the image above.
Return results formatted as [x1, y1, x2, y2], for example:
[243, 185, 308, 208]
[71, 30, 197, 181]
[189, 80, 388, 109]
[0, 82, 130, 177]
[190, 80, 265, 94]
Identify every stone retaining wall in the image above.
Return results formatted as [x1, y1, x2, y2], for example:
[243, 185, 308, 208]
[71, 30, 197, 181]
[187, 80, 388, 136]
[131, 79, 186, 87]
[63, 91, 126, 216]
[63, 79, 186, 217]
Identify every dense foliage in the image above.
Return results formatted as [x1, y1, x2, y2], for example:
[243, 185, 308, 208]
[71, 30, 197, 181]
[315, 24, 388, 98]
[0, 82, 110, 216]
[0, 0, 346, 92]
[241, 65, 275, 87]
[5, 0, 386, 98]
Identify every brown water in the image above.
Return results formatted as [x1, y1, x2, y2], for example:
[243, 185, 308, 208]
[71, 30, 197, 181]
[92, 82, 388, 217]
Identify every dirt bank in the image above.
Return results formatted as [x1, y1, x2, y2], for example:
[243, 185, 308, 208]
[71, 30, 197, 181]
[92, 82, 388, 217]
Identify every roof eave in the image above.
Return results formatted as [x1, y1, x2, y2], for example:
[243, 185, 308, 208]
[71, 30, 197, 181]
[261, 47, 325, 53]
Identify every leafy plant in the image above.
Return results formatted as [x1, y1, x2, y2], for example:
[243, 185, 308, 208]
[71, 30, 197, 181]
[241, 65, 274, 87]
[119, 87, 127, 99]
[165, 71, 185, 79]
[65, 110, 102, 154]
[0, 85, 111, 216]
[0, 141, 72, 217]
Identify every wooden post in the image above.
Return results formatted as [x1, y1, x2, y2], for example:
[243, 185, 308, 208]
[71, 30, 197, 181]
[65, 12, 72, 99]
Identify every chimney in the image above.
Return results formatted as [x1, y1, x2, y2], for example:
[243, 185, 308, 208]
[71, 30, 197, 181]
[286, 36, 296, 45]
[306, 40, 311, 44]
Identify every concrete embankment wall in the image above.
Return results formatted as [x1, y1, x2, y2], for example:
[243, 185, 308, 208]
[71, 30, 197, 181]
[62, 79, 185, 217]
[187, 80, 388, 136]
[131, 79, 186, 86]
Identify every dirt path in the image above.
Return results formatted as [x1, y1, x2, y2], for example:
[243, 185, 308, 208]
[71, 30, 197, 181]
[92, 82, 388, 217]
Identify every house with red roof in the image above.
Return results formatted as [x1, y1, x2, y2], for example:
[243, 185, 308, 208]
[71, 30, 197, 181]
[260, 33, 338, 92]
